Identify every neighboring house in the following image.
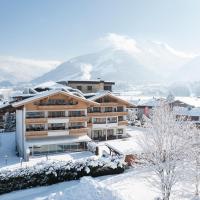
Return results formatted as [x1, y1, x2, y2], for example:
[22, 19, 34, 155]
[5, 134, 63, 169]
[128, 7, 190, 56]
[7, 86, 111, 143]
[12, 90, 98, 159]
[58, 80, 115, 93]
[173, 106, 200, 128]
[86, 92, 134, 141]
[135, 98, 165, 119]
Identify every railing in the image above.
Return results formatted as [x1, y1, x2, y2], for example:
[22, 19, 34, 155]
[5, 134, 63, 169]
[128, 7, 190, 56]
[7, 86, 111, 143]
[88, 111, 128, 116]
[118, 120, 128, 126]
[34, 102, 78, 106]
[26, 115, 45, 119]
[26, 118, 47, 124]
[93, 121, 106, 124]
[68, 114, 86, 117]
[48, 127, 66, 130]
[69, 126, 85, 129]
[107, 121, 117, 124]
[48, 115, 66, 118]
[26, 128, 45, 132]
[69, 127, 89, 135]
[26, 131, 48, 139]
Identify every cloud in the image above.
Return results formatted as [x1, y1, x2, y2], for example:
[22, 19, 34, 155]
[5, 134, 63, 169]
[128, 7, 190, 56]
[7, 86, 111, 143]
[0, 56, 61, 82]
[152, 41, 197, 58]
[101, 33, 141, 54]
[101, 33, 197, 59]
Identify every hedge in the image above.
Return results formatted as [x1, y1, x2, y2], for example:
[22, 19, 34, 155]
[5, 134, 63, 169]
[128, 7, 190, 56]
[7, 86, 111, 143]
[0, 156, 125, 195]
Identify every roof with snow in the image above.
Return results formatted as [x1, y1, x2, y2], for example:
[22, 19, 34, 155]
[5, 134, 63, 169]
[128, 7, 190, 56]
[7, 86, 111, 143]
[12, 89, 99, 107]
[173, 106, 200, 117]
[66, 80, 115, 85]
[0, 102, 11, 109]
[135, 97, 166, 107]
[105, 138, 142, 155]
[175, 97, 200, 108]
[87, 91, 134, 107]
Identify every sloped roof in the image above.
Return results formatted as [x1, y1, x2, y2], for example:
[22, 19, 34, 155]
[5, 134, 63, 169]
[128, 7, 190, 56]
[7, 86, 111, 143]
[136, 98, 165, 107]
[88, 91, 134, 107]
[173, 106, 200, 117]
[175, 97, 200, 108]
[12, 89, 99, 107]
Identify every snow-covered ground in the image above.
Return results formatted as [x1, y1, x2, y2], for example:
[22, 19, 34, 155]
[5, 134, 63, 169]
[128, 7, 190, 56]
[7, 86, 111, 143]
[0, 127, 197, 200]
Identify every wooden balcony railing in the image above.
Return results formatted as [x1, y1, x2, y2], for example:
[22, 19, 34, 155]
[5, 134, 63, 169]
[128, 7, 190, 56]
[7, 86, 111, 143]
[25, 131, 48, 139]
[69, 127, 89, 136]
[88, 111, 128, 117]
[118, 120, 128, 126]
[25, 118, 47, 124]
[69, 116, 88, 122]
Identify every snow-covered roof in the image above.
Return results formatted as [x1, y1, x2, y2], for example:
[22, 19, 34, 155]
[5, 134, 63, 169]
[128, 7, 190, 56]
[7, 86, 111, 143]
[0, 102, 10, 109]
[12, 89, 99, 107]
[105, 138, 142, 155]
[135, 97, 165, 107]
[88, 91, 134, 107]
[173, 106, 200, 117]
[175, 97, 200, 108]
[26, 135, 91, 145]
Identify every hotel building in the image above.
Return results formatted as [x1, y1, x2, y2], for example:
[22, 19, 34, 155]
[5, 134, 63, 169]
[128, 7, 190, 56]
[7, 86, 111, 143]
[13, 90, 133, 159]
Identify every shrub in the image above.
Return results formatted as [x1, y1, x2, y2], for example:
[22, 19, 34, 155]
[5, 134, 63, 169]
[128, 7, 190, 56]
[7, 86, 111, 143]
[0, 156, 125, 194]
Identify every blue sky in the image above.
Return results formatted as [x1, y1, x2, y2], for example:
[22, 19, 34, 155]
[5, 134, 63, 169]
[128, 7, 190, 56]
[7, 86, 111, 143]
[0, 0, 200, 60]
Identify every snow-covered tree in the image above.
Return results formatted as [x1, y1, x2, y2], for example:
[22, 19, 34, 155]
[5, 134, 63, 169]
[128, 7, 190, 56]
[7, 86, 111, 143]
[127, 109, 138, 125]
[189, 126, 200, 199]
[140, 104, 193, 200]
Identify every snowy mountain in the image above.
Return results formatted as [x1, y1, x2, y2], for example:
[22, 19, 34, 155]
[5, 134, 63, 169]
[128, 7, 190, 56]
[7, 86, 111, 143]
[33, 35, 197, 84]
[33, 48, 158, 84]
[175, 56, 200, 81]
[0, 56, 61, 84]
[1, 35, 199, 85]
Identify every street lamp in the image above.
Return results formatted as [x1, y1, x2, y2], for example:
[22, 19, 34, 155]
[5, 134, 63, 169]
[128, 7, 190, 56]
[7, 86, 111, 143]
[20, 157, 23, 167]
[26, 148, 30, 161]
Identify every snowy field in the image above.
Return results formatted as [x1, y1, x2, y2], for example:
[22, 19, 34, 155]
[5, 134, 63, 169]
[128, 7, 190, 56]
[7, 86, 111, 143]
[0, 128, 196, 200]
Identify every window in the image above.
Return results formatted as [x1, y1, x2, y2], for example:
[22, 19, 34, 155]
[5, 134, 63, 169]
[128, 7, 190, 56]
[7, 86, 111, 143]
[117, 106, 124, 112]
[26, 124, 45, 131]
[48, 123, 66, 130]
[118, 116, 123, 121]
[26, 112, 45, 118]
[36, 99, 77, 106]
[69, 122, 85, 129]
[48, 111, 65, 118]
[68, 110, 85, 117]
[93, 118, 106, 124]
[77, 86, 82, 90]
[87, 86, 92, 91]
[93, 107, 101, 113]
[105, 107, 113, 112]
[104, 85, 112, 91]
[107, 117, 117, 123]
[117, 129, 123, 134]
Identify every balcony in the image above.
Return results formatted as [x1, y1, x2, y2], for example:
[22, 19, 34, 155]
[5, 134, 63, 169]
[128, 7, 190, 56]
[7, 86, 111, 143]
[69, 116, 88, 122]
[26, 118, 47, 124]
[69, 127, 89, 136]
[88, 111, 128, 117]
[37, 105, 80, 110]
[118, 120, 128, 126]
[26, 131, 48, 139]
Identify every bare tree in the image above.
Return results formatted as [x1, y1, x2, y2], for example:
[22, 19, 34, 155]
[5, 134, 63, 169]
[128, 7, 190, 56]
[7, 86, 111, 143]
[140, 104, 193, 200]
